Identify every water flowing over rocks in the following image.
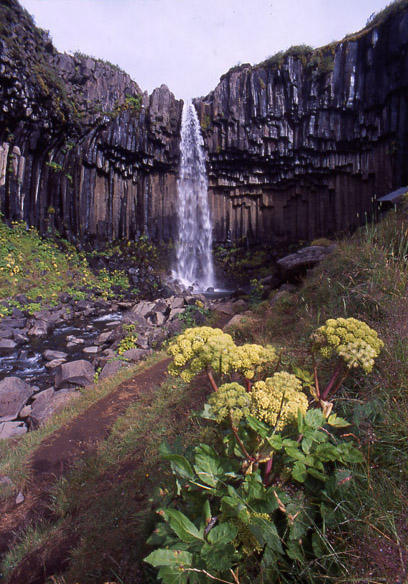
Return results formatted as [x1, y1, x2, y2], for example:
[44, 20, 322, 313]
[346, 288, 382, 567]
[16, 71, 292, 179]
[0, 292, 217, 437]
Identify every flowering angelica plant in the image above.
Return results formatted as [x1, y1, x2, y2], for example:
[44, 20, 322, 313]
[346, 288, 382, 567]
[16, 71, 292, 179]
[311, 317, 384, 406]
[144, 323, 380, 583]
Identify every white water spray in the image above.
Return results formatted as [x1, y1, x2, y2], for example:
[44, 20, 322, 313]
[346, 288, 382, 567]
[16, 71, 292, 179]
[173, 102, 215, 291]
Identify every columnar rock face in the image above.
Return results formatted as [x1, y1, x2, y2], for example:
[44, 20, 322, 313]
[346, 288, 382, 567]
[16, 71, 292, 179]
[194, 8, 408, 244]
[0, 0, 182, 242]
[0, 0, 408, 246]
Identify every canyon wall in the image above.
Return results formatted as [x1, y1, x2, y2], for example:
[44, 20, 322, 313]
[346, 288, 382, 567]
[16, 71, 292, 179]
[0, 0, 408, 246]
[0, 0, 182, 243]
[194, 6, 408, 244]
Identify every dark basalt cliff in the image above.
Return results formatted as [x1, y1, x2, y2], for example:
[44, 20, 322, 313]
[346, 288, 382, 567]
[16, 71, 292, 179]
[0, 0, 408, 246]
[0, 0, 182, 242]
[194, 6, 408, 244]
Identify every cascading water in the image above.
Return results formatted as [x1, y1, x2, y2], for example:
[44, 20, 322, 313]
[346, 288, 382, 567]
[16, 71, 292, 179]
[173, 101, 215, 292]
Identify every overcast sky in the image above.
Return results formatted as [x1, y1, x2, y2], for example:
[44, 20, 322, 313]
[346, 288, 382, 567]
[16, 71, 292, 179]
[20, 0, 389, 100]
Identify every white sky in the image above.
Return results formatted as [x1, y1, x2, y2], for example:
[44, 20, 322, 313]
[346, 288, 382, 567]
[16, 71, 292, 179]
[19, 0, 389, 100]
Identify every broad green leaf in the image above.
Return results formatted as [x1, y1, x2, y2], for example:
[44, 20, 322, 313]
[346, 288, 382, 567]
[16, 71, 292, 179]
[266, 434, 283, 451]
[286, 540, 304, 562]
[336, 443, 364, 464]
[312, 532, 326, 556]
[144, 548, 192, 568]
[200, 541, 236, 571]
[305, 408, 325, 428]
[285, 447, 306, 462]
[158, 565, 189, 584]
[282, 438, 300, 449]
[221, 495, 247, 519]
[246, 414, 271, 438]
[328, 413, 351, 427]
[249, 516, 284, 555]
[301, 435, 313, 454]
[194, 444, 225, 487]
[202, 500, 211, 525]
[162, 509, 204, 543]
[315, 442, 341, 462]
[307, 467, 327, 481]
[161, 454, 195, 480]
[207, 523, 238, 545]
[292, 461, 307, 483]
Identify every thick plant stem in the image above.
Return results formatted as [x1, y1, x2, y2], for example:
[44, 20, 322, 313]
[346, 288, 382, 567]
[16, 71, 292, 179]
[245, 378, 252, 392]
[263, 455, 274, 486]
[207, 369, 219, 392]
[321, 360, 343, 400]
[229, 415, 254, 462]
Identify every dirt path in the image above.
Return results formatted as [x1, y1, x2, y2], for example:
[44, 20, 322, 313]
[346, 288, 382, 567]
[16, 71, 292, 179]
[0, 357, 171, 557]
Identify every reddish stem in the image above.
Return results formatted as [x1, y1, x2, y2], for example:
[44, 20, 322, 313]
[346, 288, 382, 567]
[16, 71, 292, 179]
[207, 369, 219, 392]
[321, 360, 343, 400]
[245, 378, 252, 392]
[263, 456, 274, 486]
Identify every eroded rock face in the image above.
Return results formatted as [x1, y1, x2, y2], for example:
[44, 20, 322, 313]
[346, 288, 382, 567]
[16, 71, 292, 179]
[194, 10, 408, 245]
[1, 0, 408, 248]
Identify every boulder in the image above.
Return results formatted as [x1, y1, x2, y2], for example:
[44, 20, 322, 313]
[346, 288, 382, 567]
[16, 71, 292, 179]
[0, 317, 27, 329]
[54, 360, 95, 389]
[30, 387, 78, 426]
[0, 338, 17, 355]
[121, 348, 151, 361]
[28, 319, 51, 337]
[99, 360, 126, 381]
[277, 245, 336, 281]
[83, 346, 99, 355]
[0, 421, 27, 439]
[45, 358, 66, 370]
[43, 349, 68, 361]
[130, 300, 156, 318]
[0, 377, 34, 421]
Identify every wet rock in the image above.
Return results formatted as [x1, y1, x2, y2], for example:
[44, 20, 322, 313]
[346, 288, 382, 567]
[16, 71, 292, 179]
[0, 377, 34, 421]
[0, 338, 17, 355]
[54, 360, 95, 389]
[45, 359, 66, 370]
[83, 346, 99, 355]
[0, 421, 27, 439]
[168, 308, 184, 321]
[96, 330, 115, 345]
[43, 349, 68, 361]
[28, 319, 51, 337]
[1, 318, 27, 329]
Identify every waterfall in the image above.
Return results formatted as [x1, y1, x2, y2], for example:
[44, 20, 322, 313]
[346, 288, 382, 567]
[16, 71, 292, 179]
[173, 101, 215, 291]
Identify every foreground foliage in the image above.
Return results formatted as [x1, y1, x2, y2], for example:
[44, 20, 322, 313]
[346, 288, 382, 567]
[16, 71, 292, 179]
[145, 320, 382, 583]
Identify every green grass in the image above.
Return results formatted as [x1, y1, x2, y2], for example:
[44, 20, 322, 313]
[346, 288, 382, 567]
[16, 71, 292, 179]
[0, 218, 132, 316]
[0, 372, 209, 583]
[0, 351, 167, 495]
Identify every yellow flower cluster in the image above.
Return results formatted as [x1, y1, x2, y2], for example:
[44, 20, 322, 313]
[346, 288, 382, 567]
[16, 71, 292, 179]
[167, 327, 278, 383]
[167, 327, 236, 382]
[208, 382, 251, 425]
[251, 372, 308, 431]
[231, 344, 278, 379]
[312, 317, 384, 373]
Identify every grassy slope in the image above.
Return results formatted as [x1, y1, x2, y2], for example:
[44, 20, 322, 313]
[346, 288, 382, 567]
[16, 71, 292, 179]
[1, 206, 408, 583]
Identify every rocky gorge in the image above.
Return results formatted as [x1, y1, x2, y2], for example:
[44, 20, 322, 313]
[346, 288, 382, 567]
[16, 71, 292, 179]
[0, 0, 407, 248]
[0, 292, 222, 438]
